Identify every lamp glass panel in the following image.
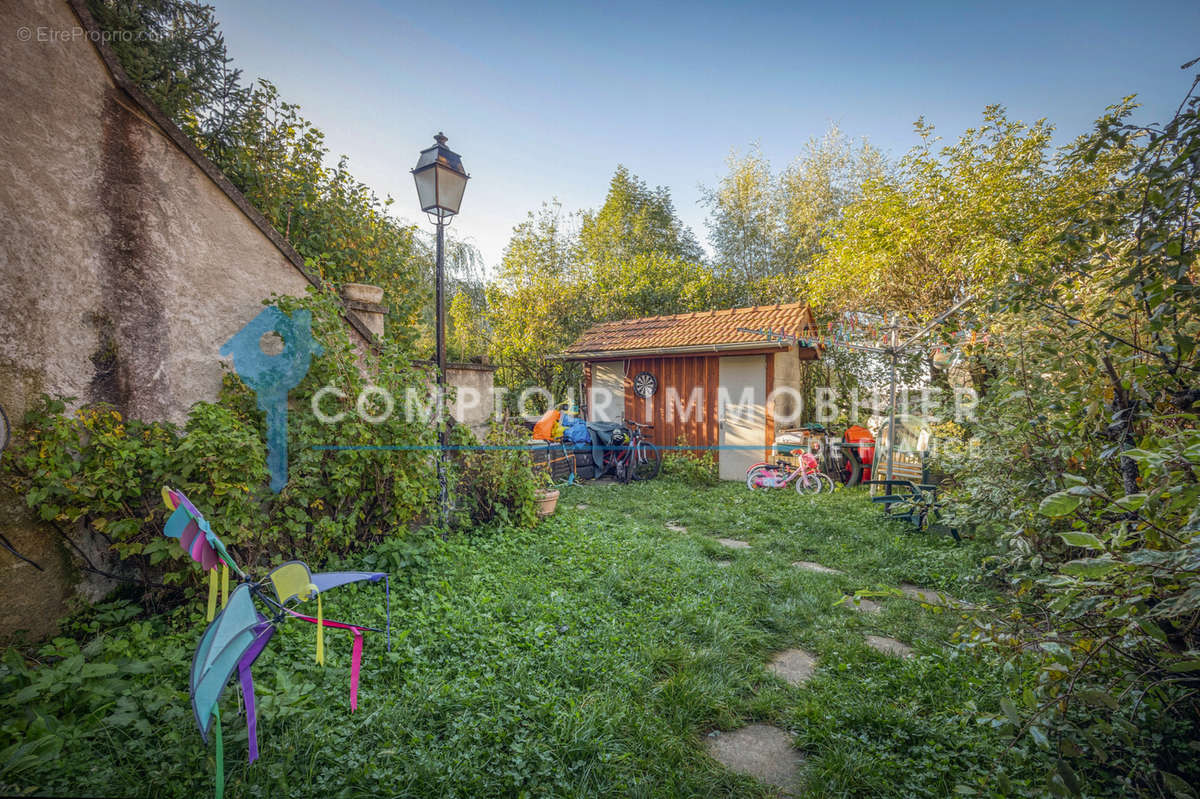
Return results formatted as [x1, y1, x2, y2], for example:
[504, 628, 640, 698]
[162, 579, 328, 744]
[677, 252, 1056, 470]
[413, 167, 438, 211]
[436, 166, 467, 215]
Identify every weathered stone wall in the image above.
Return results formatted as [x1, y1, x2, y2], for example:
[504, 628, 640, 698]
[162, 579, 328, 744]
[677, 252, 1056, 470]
[0, 0, 353, 639]
[447, 363, 499, 437]
[0, 0, 329, 427]
[0, 0, 496, 641]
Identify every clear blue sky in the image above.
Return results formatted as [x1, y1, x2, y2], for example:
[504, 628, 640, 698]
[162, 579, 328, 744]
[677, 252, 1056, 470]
[211, 0, 1200, 272]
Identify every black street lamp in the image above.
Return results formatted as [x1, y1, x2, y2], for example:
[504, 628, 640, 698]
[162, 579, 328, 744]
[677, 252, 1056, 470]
[412, 132, 469, 530]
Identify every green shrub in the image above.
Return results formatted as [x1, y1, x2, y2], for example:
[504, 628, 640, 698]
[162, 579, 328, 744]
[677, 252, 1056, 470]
[2, 397, 269, 593]
[945, 80, 1200, 796]
[660, 440, 719, 486]
[449, 422, 538, 530]
[0, 287, 442, 602]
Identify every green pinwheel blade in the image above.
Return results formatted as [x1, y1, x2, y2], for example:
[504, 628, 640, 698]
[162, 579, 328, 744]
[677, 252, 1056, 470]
[190, 583, 261, 741]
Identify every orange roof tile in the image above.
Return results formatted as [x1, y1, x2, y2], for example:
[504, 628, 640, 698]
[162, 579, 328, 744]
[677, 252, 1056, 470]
[562, 302, 818, 358]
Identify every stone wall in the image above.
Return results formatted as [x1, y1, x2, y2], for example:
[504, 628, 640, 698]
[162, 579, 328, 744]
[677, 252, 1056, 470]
[0, 0, 491, 639]
[0, 0, 359, 427]
[447, 362, 499, 437]
[0, 0, 363, 639]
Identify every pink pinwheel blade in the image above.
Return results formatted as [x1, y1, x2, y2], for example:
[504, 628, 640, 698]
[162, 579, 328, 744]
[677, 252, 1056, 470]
[180, 520, 219, 570]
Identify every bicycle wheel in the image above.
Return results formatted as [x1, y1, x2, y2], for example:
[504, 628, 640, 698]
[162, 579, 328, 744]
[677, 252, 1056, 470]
[818, 473, 836, 493]
[794, 473, 822, 496]
[631, 441, 661, 481]
[746, 465, 772, 491]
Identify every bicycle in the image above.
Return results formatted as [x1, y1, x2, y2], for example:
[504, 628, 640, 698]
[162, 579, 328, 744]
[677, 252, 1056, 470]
[745, 453, 835, 495]
[603, 421, 661, 483]
[773, 426, 845, 487]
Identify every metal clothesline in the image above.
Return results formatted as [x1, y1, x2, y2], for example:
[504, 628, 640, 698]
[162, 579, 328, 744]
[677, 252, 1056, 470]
[737, 295, 974, 482]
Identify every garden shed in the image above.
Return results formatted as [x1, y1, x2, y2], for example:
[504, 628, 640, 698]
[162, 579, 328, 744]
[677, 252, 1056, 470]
[561, 302, 820, 481]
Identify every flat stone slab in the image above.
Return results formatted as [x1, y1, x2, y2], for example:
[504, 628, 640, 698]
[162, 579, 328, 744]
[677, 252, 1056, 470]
[847, 597, 882, 613]
[705, 723, 803, 793]
[865, 635, 913, 658]
[900, 584, 971, 608]
[717, 538, 751, 549]
[767, 649, 817, 686]
[714, 559, 733, 568]
[665, 521, 688, 533]
[792, 561, 843, 575]
[575, 503, 590, 510]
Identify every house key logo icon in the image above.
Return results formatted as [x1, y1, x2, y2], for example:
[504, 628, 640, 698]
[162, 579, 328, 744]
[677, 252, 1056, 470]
[221, 307, 322, 492]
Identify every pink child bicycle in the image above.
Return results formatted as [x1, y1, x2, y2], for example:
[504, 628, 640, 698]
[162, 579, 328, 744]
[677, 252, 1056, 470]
[745, 451, 835, 495]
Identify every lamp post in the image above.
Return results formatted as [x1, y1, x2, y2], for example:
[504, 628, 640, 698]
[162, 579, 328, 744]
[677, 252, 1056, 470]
[412, 132, 469, 530]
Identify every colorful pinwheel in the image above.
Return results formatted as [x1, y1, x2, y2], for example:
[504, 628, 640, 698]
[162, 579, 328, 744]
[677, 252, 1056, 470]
[162, 487, 390, 799]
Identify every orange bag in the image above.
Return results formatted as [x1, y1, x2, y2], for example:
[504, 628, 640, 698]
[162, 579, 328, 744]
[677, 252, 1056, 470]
[845, 425, 875, 470]
[532, 408, 561, 441]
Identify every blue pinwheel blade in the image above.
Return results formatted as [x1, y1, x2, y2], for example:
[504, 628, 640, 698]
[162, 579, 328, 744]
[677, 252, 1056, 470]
[190, 584, 261, 741]
[309, 571, 386, 592]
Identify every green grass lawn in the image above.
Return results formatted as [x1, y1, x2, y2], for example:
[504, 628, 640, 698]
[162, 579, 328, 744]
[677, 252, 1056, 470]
[4, 481, 1033, 798]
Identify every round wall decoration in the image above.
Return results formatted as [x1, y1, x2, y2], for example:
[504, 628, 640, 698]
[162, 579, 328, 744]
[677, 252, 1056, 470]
[633, 371, 658, 398]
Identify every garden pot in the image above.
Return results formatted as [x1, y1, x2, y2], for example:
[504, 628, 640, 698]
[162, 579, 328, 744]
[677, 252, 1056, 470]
[534, 488, 560, 516]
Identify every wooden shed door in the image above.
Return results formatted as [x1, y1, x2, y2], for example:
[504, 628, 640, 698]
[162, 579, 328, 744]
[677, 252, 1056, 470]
[718, 355, 766, 481]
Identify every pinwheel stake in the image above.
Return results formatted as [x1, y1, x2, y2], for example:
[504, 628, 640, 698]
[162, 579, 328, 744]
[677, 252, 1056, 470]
[162, 487, 391, 798]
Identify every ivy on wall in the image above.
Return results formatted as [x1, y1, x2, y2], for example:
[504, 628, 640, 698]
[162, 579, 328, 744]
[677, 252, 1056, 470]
[0, 288, 538, 607]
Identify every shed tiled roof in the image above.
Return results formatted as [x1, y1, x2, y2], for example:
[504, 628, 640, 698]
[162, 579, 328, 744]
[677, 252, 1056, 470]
[562, 302, 818, 358]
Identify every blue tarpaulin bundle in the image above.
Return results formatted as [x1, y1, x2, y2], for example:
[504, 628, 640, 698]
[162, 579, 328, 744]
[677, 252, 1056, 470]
[561, 413, 590, 445]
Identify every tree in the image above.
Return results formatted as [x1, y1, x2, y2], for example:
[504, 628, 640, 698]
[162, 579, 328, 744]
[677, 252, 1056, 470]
[701, 146, 777, 296]
[409, 231, 487, 359]
[88, 0, 241, 137]
[210, 83, 423, 342]
[579, 166, 727, 323]
[447, 290, 487, 363]
[579, 165, 703, 265]
[702, 128, 885, 305]
[945, 81, 1199, 794]
[804, 106, 1128, 321]
[486, 203, 584, 396]
[486, 169, 730, 399]
[777, 125, 886, 274]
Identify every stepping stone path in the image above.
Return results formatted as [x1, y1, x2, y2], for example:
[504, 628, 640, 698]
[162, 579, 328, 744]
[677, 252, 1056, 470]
[714, 559, 733, 568]
[792, 561, 843, 575]
[847, 597, 882, 613]
[665, 521, 688, 533]
[865, 635, 913, 658]
[767, 649, 817, 686]
[717, 538, 751, 550]
[705, 723, 803, 794]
